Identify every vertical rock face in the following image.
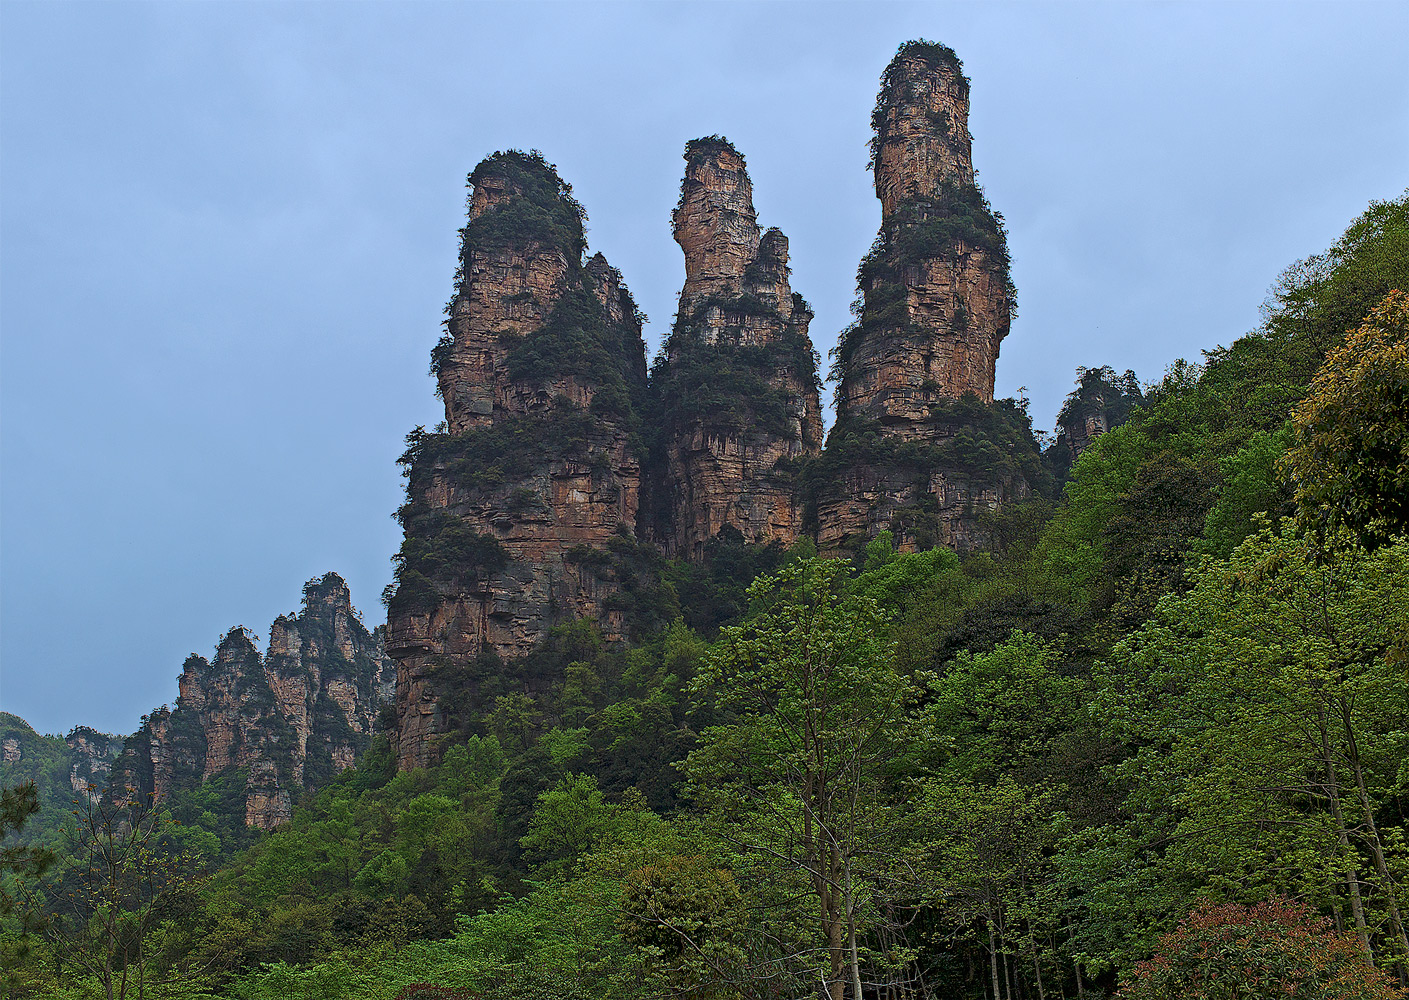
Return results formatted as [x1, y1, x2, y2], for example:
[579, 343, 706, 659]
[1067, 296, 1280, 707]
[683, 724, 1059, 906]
[65, 727, 118, 801]
[650, 138, 824, 559]
[387, 151, 650, 770]
[816, 41, 1044, 555]
[113, 574, 394, 829]
[836, 42, 1014, 429]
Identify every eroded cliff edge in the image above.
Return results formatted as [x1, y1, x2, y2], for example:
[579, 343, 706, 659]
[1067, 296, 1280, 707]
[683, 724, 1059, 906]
[385, 41, 1053, 770]
[113, 573, 394, 829]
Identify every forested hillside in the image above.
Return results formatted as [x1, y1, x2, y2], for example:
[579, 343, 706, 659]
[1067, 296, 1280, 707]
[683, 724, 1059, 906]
[3, 177, 1404, 999]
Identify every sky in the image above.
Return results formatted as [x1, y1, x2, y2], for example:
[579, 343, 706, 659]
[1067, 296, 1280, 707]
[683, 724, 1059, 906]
[2, 1, 1405, 738]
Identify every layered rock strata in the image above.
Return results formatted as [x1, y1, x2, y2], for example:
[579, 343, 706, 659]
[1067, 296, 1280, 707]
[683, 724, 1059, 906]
[386, 151, 649, 769]
[650, 138, 824, 559]
[818, 41, 1038, 555]
[835, 42, 1014, 428]
[113, 574, 394, 828]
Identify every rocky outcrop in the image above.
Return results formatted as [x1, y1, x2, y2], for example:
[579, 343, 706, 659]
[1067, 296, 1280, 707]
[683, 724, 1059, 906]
[1052, 366, 1145, 468]
[113, 573, 394, 828]
[649, 138, 824, 559]
[815, 41, 1042, 555]
[65, 727, 119, 802]
[835, 42, 1014, 430]
[386, 151, 650, 770]
[0, 714, 121, 808]
[386, 46, 1054, 770]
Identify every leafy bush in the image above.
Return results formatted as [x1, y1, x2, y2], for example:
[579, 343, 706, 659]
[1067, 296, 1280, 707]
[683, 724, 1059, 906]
[1119, 898, 1405, 1000]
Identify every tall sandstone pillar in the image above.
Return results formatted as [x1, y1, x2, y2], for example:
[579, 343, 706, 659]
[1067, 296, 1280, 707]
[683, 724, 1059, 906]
[817, 42, 1043, 555]
[649, 138, 824, 559]
[836, 42, 1013, 427]
[385, 151, 649, 769]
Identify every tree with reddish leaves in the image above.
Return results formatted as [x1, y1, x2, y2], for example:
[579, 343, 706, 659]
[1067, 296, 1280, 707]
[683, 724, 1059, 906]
[1119, 898, 1406, 1000]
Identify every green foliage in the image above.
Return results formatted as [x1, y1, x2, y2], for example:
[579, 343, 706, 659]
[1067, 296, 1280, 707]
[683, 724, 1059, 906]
[834, 181, 1016, 381]
[389, 510, 508, 613]
[502, 283, 646, 424]
[652, 295, 821, 441]
[462, 150, 586, 260]
[1091, 526, 1409, 972]
[802, 398, 1053, 543]
[1283, 289, 1409, 549]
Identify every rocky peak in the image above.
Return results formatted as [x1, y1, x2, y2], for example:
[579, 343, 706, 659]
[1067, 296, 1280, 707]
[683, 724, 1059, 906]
[387, 151, 650, 770]
[816, 41, 1042, 556]
[672, 138, 762, 306]
[835, 40, 1014, 428]
[650, 137, 824, 559]
[112, 574, 393, 829]
[872, 42, 975, 218]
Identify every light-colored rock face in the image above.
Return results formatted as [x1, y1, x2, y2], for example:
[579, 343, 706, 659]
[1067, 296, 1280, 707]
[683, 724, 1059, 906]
[838, 248, 1012, 425]
[820, 43, 1031, 555]
[655, 140, 825, 560]
[437, 245, 572, 434]
[873, 55, 975, 218]
[112, 574, 394, 830]
[65, 728, 117, 802]
[838, 46, 1010, 425]
[672, 145, 761, 306]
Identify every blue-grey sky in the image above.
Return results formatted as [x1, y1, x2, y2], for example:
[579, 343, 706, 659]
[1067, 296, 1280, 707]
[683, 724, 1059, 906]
[2, 2, 1405, 737]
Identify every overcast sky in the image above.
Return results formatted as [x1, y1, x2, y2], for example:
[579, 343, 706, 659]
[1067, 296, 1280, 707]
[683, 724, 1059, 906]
[2, 1, 1405, 737]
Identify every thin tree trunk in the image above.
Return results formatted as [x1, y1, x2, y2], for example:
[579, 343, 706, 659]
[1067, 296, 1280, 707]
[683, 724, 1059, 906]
[1030, 932, 1047, 1000]
[1001, 924, 1015, 1000]
[1067, 918, 1085, 998]
[846, 859, 863, 1000]
[988, 921, 1004, 1000]
[1319, 700, 1373, 963]
[1341, 700, 1409, 980]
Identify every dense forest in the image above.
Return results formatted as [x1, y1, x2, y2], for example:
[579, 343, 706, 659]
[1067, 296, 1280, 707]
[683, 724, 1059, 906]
[3, 179, 1407, 999]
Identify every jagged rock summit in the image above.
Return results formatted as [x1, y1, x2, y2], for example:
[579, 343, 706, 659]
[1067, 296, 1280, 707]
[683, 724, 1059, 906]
[650, 137, 824, 558]
[113, 573, 394, 828]
[386, 151, 650, 769]
[835, 40, 1016, 429]
[813, 40, 1043, 555]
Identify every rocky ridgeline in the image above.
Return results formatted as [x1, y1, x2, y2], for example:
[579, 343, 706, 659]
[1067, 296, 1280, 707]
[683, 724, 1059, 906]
[650, 138, 824, 559]
[384, 40, 1052, 769]
[113, 574, 394, 828]
[0, 718, 120, 804]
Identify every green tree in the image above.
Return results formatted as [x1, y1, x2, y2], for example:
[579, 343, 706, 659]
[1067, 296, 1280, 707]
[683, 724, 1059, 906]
[47, 792, 197, 1000]
[1283, 290, 1409, 549]
[685, 558, 915, 1000]
[1096, 525, 1409, 979]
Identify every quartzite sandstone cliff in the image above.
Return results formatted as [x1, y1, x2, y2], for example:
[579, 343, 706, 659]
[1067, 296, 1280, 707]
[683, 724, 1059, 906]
[649, 138, 824, 558]
[113, 573, 394, 828]
[814, 41, 1043, 556]
[386, 42, 1050, 769]
[386, 151, 650, 769]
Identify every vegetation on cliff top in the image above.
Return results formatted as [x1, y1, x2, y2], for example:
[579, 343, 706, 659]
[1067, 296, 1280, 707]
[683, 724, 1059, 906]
[462, 150, 587, 261]
[869, 38, 969, 171]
